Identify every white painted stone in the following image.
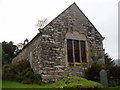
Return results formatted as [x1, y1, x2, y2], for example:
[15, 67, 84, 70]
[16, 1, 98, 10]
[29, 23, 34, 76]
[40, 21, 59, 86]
[42, 34, 51, 38]
[54, 66, 64, 68]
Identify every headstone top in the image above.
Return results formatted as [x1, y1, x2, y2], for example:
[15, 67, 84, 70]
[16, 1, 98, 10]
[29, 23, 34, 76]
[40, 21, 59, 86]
[100, 69, 108, 87]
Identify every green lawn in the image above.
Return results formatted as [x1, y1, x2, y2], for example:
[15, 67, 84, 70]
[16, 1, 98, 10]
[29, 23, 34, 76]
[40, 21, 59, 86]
[2, 76, 103, 89]
[3, 80, 44, 88]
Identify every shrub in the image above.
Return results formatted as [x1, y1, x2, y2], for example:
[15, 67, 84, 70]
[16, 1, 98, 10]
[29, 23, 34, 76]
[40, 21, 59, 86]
[85, 64, 102, 82]
[108, 66, 120, 80]
[33, 74, 42, 84]
[2, 60, 42, 84]
[109, 80, 119, 87]
[84, 64, 120, 87]
[107, 66, 120, 86]
[2, 64, 16, 80]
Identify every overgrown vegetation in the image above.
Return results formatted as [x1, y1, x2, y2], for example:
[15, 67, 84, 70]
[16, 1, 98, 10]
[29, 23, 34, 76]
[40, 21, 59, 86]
[107, 65, 120, 86]
[2, 41, 29, 65]
[85, 64, 102, 82]
[104, 53, 114, 68]
[85, 53, 120, 87]
[2, 60, 42, 84]
[2, 41, 19, 65]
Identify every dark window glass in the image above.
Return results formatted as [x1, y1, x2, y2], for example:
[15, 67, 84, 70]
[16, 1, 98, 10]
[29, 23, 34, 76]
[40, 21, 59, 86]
[80, 41, 87, 62]
[74, 40, 80, 62]
[67, 39, 73, 62]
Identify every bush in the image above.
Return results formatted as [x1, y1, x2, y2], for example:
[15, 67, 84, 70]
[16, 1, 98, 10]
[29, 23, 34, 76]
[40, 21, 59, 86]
[107, 66, 120, 86]
[2, 64, 16, 80]
[2, 60, 42, 84]
[33, 74, 42, 84]
[85, 64, 102, 82]
[84, 64, 120, 87]
[109, 80, 119, 87]
[108, 66, 120, 80]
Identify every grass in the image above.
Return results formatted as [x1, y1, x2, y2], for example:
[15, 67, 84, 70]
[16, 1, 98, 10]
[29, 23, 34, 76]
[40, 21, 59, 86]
[3, 80, 43, 88]
[49, 76, 103, 88]
[3, 76, 103, 89]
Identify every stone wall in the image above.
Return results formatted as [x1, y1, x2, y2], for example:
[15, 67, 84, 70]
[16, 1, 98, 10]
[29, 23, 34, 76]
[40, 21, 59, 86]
[12, 33, 43, 73]
[12, 3, 104, 82]
[37, 3, 104, 82]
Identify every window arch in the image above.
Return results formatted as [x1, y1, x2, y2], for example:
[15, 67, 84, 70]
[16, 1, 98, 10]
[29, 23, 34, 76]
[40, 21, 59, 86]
[65, 32, 88, 66]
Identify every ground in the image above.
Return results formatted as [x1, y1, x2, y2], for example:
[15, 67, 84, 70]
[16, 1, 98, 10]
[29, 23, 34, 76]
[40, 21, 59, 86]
[3, 77, 120, 89]
[3, 76, 103, 88]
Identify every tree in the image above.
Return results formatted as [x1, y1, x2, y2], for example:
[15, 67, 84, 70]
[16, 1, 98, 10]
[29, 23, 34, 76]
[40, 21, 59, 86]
[104, 53, 114, 68]
[90, 46, 103, 65]
[91, 51, 102, 65]
[35, 18, 48, 32]
[2, 41, 19, 65]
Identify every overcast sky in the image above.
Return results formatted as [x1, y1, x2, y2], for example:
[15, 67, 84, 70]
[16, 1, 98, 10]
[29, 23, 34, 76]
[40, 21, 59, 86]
[0, 0, 119, 59]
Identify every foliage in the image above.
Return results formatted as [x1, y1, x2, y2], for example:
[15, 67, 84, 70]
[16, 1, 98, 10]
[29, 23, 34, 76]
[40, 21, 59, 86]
[90, 50, 103, 65]
[85, 64, 103, 82]
[2, 50, 9, 65]
[35, 18, 48, 29]
[2, 41, 19, 65]
[2, 60, 42, 84]
[84, 62, 120, 87]
[2, 77, 103, 88]
[108, 80, 119, 87]
[107, 66, 120, 86]
[104, 53, 114, 68]
[2, 63, 16, 80]
[104, 53, 119, 86]
[108, 66, 120, 80]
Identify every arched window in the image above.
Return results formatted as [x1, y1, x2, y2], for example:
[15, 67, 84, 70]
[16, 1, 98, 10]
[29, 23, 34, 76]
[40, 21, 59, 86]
[66, 32, 88, 66]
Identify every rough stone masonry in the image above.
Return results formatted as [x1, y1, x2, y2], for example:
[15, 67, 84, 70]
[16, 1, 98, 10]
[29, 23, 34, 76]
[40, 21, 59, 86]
[12, 3, 105, 82]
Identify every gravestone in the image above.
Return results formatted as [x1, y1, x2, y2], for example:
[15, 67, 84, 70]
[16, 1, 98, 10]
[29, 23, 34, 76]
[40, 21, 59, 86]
[100, 69, 108, 87]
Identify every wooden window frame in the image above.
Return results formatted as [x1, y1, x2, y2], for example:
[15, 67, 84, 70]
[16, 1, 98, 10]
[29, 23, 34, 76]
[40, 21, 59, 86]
[66, 39, 89, 67]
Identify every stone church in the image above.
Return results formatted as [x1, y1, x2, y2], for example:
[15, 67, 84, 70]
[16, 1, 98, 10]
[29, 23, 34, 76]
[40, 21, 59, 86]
[12, 3, 105, 82]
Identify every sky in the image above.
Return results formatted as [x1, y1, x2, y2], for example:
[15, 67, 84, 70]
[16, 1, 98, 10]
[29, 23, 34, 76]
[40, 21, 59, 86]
[0, 0, 119, 59]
